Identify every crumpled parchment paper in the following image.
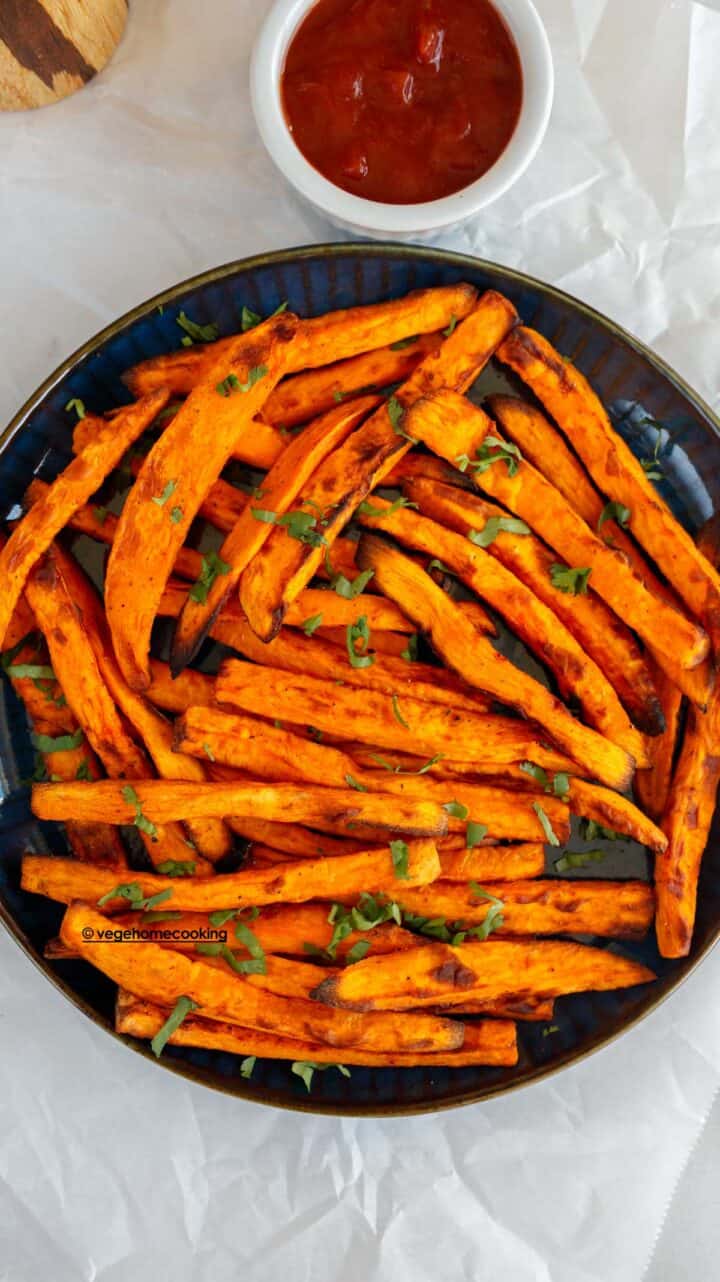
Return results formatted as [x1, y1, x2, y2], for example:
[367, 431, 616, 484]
[1, 2, 719, 1278]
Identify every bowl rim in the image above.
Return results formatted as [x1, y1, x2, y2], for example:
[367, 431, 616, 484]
[2, 239, 720, 1117]
[249, 0, 554, 233]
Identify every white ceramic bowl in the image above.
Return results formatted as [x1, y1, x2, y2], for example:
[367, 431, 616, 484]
[250, 0, 554, 240]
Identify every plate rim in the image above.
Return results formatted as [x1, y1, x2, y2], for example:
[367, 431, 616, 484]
[2, 240, 720, 1117]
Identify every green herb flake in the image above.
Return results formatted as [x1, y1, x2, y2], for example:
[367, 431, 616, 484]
[443, 799, 469, 820]
[466, 821, 488, 848]
[468, 884, 505, 939]
[553, 772, 570, 802]
[345, 774, 368, 792]
[151, 478, 177, 508]
[291, 1061, 350, 1092]
[329, 567, 374, 600]
[97, 881, 144, 909]
[519, 761, 549, 787]
[469, 436, 523, 477]
[151, 995, 198, 1057]
[75, 760, 92, 780]
[387, 395, 404, 431]
[156, 860, 196, 877]
[216, 365, 267, 397]
[427, 558, 450, 575]
[533, 801, 560, 846]
[554, 849, 607, 873]
[549, 563, 592, 595]
[345, 939, 371, 965]
[121, 784, 159, 841]
[176, 311, 219, 344]
[542, 1025, 560, 1037]
[346, 616, 374, 669]
[31, 729, 83, 753]
[251, 507, 326, 548]
[391, 693, 410, 728]
[170, 506, 183, 524]
[468, 516, 531, 548]
[443, 315, 458, 338]
[65, 398, 86, 420]
[4, 663, 55, 680]
[581, 819, 620, 841]
[240, 1055, 256, 1078]
[188, 550, 231, 604]
[390, 839, 410, 880]
[241, 305, 262, 331]
[202, 742, 215, 762]
[400, 633, 418, 662]
[597, 501, 631, 532]
[357, 496, 418, 519]
[302, 613, 323, 637]
[389, 335, 419, 350]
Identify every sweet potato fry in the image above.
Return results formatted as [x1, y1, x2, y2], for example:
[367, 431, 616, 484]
[24, 478, 205, 585]
[115, 993, 516, 1067]
[32, 778, 449, 839]
[402, 390, 708, 674]
[314, 938, 655, 1010]
[261, 332, 441, 428]
[397, 878, 655, 939]
[488, 395, 713, 708]
[61, 901, 464, 1052]
[655, 705, 720, 957]
[100, 904, 417, 959]
[430, 997, 554, 1021]
[24, 840, 439, 909]
[634, 660, 684, 820]
[239, 290, 518, 640]
[226, 818, 369, 858]
[215, 659, 586, 772]
[0, 390, 169, 649]
[123, 284, 479, 397]
[314, 625, 411, 657]
[50, 545, 230, 863]
[205, 615, 492, 715]
[403, 474, 665, 736]
[497, 327, 720, 650]
[171, 395, 380, 671]
[145, 660, 215, 713]
[437, 843, 545, 880]
[567, 778, 667, 852]
[159, 581, 414, 635]
[358, 774, 571, 843]
[357, 497, 648, 763]
[355, 534, 635, 791]
[106, 312, 299, 690]
[25, 552, 212, 871]
[1, 597, 126, 866]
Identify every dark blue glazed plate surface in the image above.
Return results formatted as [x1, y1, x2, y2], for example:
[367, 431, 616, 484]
[2, 243, 719, 1115]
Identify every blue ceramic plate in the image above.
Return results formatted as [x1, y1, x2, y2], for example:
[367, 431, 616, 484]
[2, 244, 720, 1116]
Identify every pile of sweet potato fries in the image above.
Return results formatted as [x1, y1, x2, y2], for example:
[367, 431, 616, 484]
[4, 280, 719, 1083]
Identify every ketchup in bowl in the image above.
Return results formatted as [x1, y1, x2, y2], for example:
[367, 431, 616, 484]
[281, 0, 523, 206]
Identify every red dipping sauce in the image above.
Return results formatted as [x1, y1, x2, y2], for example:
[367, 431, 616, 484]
[281, 0, 523, 205]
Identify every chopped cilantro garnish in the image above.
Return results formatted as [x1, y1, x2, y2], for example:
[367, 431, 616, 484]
[121, 784, 158, 841]
[443, 799, 469, 820]
[389, 335, 419, 350]
[151, 478, 177, 508]
[202, 742, 215, 762]
[156, 860, 196, 877]
[345, 774, 367, 792]
[291, 1061, 350, 1092]
[466, 821, 488, 848]
[597, 501, 631, 531]
[390, 839, 410, 880]
[240, 1055, 256, 1078]
[391, 693, 410, 728]
[549, 564, 592, 595]
[176, 311, 219, 344]
[400, 633, 418, 662]
[443, 315, 458, 337]
[31, 729, 83, 753]
[302, 613, 323, 636]
[65, 398, 86, 420]
[533, 801, 560, 846]
[170, 506, 183, 524]
[346, 616, 374, 668]
[188, 550, 231, 604]
[554, 849, 607, 873]
[150, 995, 197, 1057]
[357, 496, 418, 519]
[4, 663, 55, 680]
[468, 516, 530, 548]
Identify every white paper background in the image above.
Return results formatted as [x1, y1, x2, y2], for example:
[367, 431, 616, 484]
[1, 2, 719, 1277]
